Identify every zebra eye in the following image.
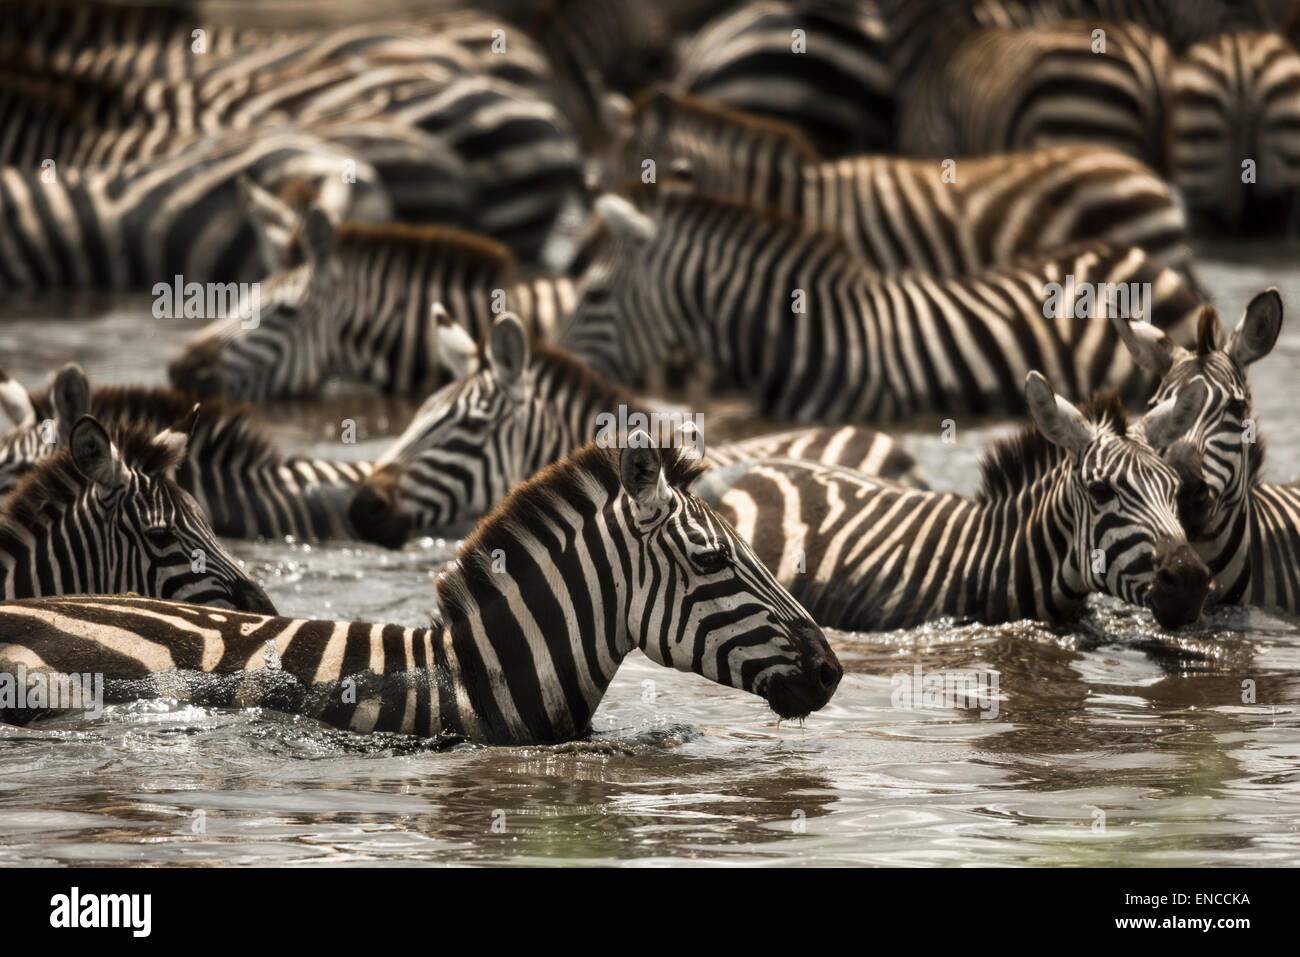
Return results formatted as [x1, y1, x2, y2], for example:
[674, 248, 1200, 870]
[144, 526, 172, 543]
[693, 549, 728, 574]
[1225, 397, 1249, 418]
[1087, 481, 1116, 505]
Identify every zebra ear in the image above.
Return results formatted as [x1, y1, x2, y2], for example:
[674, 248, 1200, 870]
[1025, 372, 1093, 455]
[1112, 315, 1187, 378]
[1141, 378, 1208, 450]
[302, 208, 336, 265]
[1227, 288, 1282, 368]
[432, 304, 479, 379]
[69, 416, 124, 489]
[620, 431, 669, 509]
[154, 403, 199, 463]
[0, 369, 36, 430]
[52, 363, 90, 445]
[487, 313, 529, 396]
[237, 174, 300, 273]
[674, 420, 706, 473]
[595, 194, 656, 244]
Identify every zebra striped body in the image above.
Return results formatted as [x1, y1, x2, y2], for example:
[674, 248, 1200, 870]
[1, 373, 372, 541]
[0, 412, 275, 612]
[349, 313, 924, 547]
[0, 130, 388, 290]
[675, 0, 894, 156]
[1115, 290, 1300, 613]
[898, 20, 1173, 170]
[1170, 31, 1300, 231]
[561, 189, 1203, 421]
[0, 439, 842, 742]
[169, 214, 577, 401]
[609, 91, 1195, 277]
[694, 378, 1212, 630]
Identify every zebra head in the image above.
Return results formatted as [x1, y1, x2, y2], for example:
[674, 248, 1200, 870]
[350, 312, 556, 547]
[612, 431, 842, 718]
[1114, 290, 1282, 559]
[166, 210, 332, 401]
[1, 412, 276, 614]
[1025, 372, 1212, 628]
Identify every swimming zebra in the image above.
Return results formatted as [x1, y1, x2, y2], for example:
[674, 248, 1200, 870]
[673, 0, 895, 156]
[0, 129, 388, 290]
[605, 90, 1196, 278]
[0, 365, 370, 541]
[559, 188, 1203, 421]
[897, 19, 1173, 171]
[168, 213, 577, 401]
[1115, 288, 1300, 613]
[0, 408, 275, 613]
[693, 373, 1212, 630]
[348, 312, 924, 547]
[1170, 30, 1300, 232]
[0, 433, 842, 742]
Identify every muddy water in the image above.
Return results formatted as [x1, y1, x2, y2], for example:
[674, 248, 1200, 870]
[0, 245, 1298, 866]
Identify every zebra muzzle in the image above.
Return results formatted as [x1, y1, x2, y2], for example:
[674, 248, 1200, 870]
[1145, 537, 1212, 629]
[348, 464, 411, 549]
[763, 622, 843, 719]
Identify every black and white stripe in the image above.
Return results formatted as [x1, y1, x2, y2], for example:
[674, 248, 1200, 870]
[694, 374, 1212, 630]
[0, 436, 841, 743]
[347, 313, 925, 547]
[0, 408, 275, 612]
[560, 188, 1204, 421]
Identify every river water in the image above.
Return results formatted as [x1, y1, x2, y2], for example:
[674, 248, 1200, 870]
[0, 245, 1298, 866]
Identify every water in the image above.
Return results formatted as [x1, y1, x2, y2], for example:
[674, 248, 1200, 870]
[1, 244, 1299, 866]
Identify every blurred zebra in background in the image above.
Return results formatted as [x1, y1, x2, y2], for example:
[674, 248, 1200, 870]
[561, 189, 1204, 420]
[606, 90, 1196, 278]
[0, 436, 842, 740]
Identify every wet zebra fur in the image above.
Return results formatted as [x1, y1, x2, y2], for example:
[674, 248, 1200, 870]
[560, 187, 1204, 421]
[0, 366, 369, 542]
[168, 212, 577, 401]
[348, 312, 924, 547]
[693, 374, 1212, 631]
[0, 405, 274, 612]
[1115, 289, 1300, 613]
[0, 437, 842, 742]
[606, 89, 1196, 279]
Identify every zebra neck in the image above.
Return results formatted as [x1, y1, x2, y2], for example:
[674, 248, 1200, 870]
[1244, 484, 1300, 613]
[530, 352, 646, 461]
[960, 475, 1087, 623]
[0, 492, 113, 598]
[434, 498, 630, 744]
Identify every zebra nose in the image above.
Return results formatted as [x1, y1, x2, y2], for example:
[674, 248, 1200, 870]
[1147, 537, 1211, 629]
[797, 622, 843, 698]
[348, 475, 411, 549]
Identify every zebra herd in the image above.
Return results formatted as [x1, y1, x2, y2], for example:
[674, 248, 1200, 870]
[0, 0, 1298, 746]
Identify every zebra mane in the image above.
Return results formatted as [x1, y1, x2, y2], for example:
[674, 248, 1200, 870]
[435, 441, 706, 623]
[629, 87, 822, 162]
[0, 422, 184, 543]
[334, 222, 514, 275]
[527, 340, 638, 407]
[31, 386, 281, 470]
[976, 392, 1129, 501]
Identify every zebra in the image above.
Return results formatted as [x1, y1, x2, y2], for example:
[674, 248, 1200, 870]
[0, 364, 371, 541]
[559, 188, 1204, 422]
[1169, 30, 1300, 232]
[0, 129, 389, 290]
[673, 0, 895, 156]
[347, 312, 925, 547]
[167, 211, 577, 401]
[0, 432, 843, 743]
[692, 372, 1212, 630]
[1115, 288, 1300, 613]
[0, 409, 276, 613]
[897, 19, 1174, 172]
[605, 89, 1197, 279]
